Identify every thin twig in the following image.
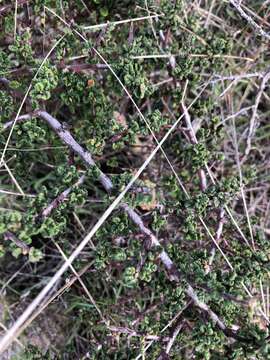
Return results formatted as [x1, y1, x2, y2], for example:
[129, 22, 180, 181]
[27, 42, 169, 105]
[229, 0, 270, 40]
[244, 71, 270, 158]
[186, 285, 226, 330]
[131, 53, 254, 62]
[2, 114, 33, 130]
[83, 14, 161, 31]
[4, 263, 92, 349]
[1, 108, 234, 352]
[181, 102, 207, 191]
[14, 0, 18, 41]
[0, 0, 28, 16]
[0, 35, 66, 167]
[181, 102, 227, 271]
[120, 203, 180, 281]
[135, 301, 192, 360]
[165, 322, 183, 354]
[0, 189, 35, 197]
[40, 175, 86, 219]
[53, 240, 107, 323]
[4, 231, 30, 255]
[209, 72, 264, 84]
[230, 113, 255, 250]
[205, 208, 225, 274]
[3, 111, 113, 192]
[2, 160, 25, 195]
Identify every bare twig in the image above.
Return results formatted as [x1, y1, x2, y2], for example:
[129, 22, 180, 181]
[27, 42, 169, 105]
[209, 72, 264, 84]
[131, 53, 254, 62]
[244, 71, 270, 158]
[37, 110, 113, 192]
[181, 102, 207, 191]
[83, 14, 161, 31]
[2, 160, 25, 195]
[4, 263, 93, 350]
[53, 240, 107, 324]
[135, 301, 192, 360]
[205, 208, 226, 274]
[229, 0, 270, 40]
[2, 114, 33, 130]
[120, 203, 180, 281]
[165, 322, 184, 354]
[0, 189, 35, 197]
[230, 113, 256, 250]
[3, 111, 113, 192]
[108, 326, 161, 341]
[181, 102, 227, 271]
[0, 0, 28, 16]
[4, 231, 30, 255]
[186, 284, 226, 330]
[40, 174, 86, 219]
[2, 109, 234, 351]
[221, 106, 254, 124]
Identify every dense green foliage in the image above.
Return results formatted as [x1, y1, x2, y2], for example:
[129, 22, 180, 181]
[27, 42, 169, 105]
[0, 0, 270, 358]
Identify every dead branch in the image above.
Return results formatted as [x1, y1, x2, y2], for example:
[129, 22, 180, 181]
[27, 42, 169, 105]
[165, 322, 184, 355]
[3, 111, 233, 335]
[3, 111, 113, 192]
[181, 102, 207, 191]
[36, 111, 113, 192]
[205, 208, 226, 274]
[0, 0, 28, 16]
[4, 231, 30, 255]
[40, 174, 86, 219]
[3, 114, 33, 130]
[209, 72, 264, 85]
[186, 284, 226, 330]
[181, 103, 226, 272]
[244, 71, 270, 158]
[229, 0, 270, 40]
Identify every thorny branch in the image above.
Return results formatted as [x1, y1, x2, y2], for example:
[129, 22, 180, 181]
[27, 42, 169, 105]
[0, 0, 28, 16]
[186, 285, 226, 330]
[4, 231, 30, 255]
[229, 0, 270, 40]
[3, 110, 236, 335]
[165, 322, 184, 355]
[37, 110, 113, 192]
[244, 70, 270, 159]
[40, 174, 86, 219]
[205, 208, 226, 274]
[181, 102, 207, 191]
[181, 102, 226, 272]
